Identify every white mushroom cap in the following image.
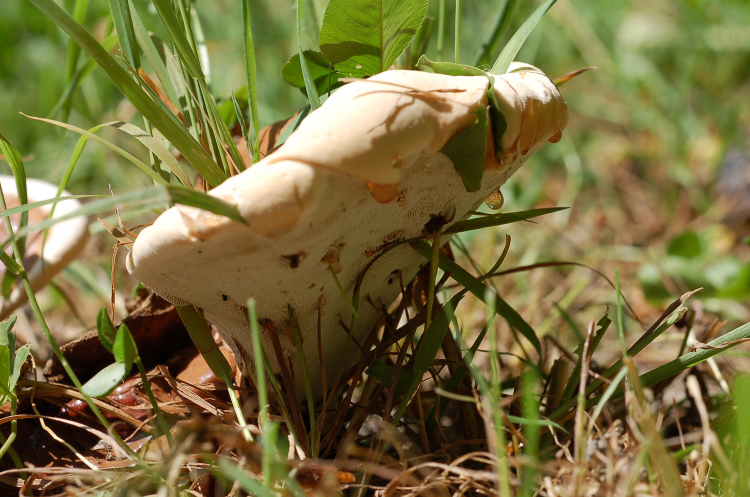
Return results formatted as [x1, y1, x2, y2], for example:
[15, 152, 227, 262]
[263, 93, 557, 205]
[127, 64, 567, 398]
[0, 176, 89, 320]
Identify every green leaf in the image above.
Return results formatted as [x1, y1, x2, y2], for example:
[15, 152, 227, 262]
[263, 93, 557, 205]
[416, 55, 486, 76]
[281, 50, 341, 95]
[9, 344, 30, 393]
[27, 0, 227, 187]
[667, 230, 703, 259]
[113, 324, 137, 370]
[0, 317, 16, 402]
[108, 0, 140, 69]
[0, 345, 9, 401]
[439, 105, 488, 192]
[319, 0, 429, 77]
[491, 0, 558, 75]
[80, 361, 129, 398]
[96, 308, 117, 354]
[444, 207, 567, 234]
[0, 316, 17, 349]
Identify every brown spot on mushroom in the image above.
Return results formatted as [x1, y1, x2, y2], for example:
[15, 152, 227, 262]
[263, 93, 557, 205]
[423, 210, 455, 236]
[396, 191, 408, 207]
[367, 182, 400, 204]
[221, 294, 228, 301]
[282, 251, 307, 269]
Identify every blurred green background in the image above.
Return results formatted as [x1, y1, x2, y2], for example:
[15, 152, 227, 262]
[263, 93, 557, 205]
[0, 0, 748, 334]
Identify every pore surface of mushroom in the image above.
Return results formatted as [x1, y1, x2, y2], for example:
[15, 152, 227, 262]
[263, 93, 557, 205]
[0, 176, 89, 320]
[127, 63, 567, 397]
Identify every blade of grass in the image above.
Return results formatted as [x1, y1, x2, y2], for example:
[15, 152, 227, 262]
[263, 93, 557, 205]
[27, 0, 227, 186]
[297, 0, 321, 109]
[130, 5, 179, 107]
[108, 121, 192, 187]
[0, 195, 99, 221]
[151, 0, 203, 79]
[0, 132, 28, 257]
[287, 307, 318, 456]
[242, 0, 261, 162]
[444, 207, 566, 234]
[490, 0, 557, 75]
[49, 33, 119, 119]
[519, 369, 540, 497]
[411, 240, 542, 357]
[22, 115, 169, 186]
[437, 0, 446, 60]
[474, 0, 517, 67]
[175, 305, 252, 441]
[108, 0, 140, 69]
[454, 0, 462, 63]
[61, 0, 89, 122]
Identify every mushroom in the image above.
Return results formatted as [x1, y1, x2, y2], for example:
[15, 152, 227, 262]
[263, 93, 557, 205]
[0, 176, 89, 319]
[127, 63, 567, 397]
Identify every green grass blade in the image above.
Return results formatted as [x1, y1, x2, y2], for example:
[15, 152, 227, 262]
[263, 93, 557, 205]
[490, 0, 558, 75]
[23, 115, 169, 185]
[638, 321, 750, 388]
[242, 0, 260, 156]
[130, 5, 179, 106]
[27, 0, 227, 186]
[108, 121, 192, 188]
[287, 307, 318, 456]
[297, 0, 321, 109]
[165, 186, 246, 225]
[49, 33, 119, 119]
[454, 0, 461, 63]
[474, 0, 517, 67]
[176, 305, 252, 442]
[150, 0, 203, 79]
[61, 0, 90, 122]
[411, 240, 542, 357]
[444, 207, 566, 234]
[108, 0, 140, 69]
[393, 292, 465, 424]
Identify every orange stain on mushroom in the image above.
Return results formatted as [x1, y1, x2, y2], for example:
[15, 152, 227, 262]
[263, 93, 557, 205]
[366, 182, 400, 204]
